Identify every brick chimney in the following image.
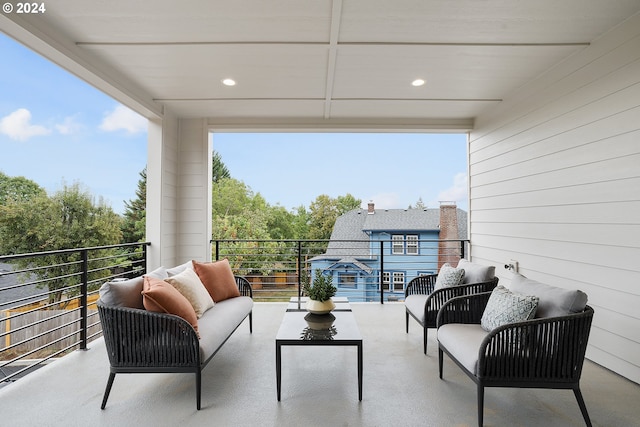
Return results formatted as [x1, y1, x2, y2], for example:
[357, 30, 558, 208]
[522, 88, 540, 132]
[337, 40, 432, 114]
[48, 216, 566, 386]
[438, 202, 460, 269]
[367, 201, 375, 214]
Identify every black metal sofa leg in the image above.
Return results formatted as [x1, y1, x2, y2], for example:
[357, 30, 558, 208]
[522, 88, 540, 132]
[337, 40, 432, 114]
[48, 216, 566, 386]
[477, 384, 484, 427]
[196, 371, 202, 410]
[406, 312, 409, 333]
[101, 372, 116, 409]
[423, 327, 428, 354]
[573, 387, 593, 427]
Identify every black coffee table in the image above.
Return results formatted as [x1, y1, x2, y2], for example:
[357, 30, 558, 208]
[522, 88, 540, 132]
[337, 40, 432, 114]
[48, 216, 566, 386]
[275, 297, 363, 401]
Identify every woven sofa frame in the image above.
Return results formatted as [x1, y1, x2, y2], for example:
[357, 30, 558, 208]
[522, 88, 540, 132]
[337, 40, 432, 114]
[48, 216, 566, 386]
[97, 276, 253, 410]
[405, 275, 499, 354]
[437, 291, 594, 427]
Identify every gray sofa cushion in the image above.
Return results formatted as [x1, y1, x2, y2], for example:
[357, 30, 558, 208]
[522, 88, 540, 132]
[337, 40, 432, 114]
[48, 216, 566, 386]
[457, 259, 495, 284]
[98, 266, 168, 309]
[438, 324, 488, 375]
[510, 273, 588, 318]
[197, 296, 253, 362]
[405, 294, 429, 322]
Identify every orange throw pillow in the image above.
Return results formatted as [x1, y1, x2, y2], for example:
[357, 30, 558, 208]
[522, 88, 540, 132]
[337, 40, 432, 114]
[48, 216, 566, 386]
[192, 259, 240, 302]
[142, 276, 199, 337]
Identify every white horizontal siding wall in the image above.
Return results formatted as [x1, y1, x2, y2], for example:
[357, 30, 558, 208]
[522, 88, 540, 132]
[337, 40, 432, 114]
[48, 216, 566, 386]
[469, 13, 640, 383]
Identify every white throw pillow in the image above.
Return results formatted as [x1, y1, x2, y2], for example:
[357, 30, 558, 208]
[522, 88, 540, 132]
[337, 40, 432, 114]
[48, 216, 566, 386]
[165, 267, 215, 318]
[481, 285, 539, 331]
[434, 263, 465, 290]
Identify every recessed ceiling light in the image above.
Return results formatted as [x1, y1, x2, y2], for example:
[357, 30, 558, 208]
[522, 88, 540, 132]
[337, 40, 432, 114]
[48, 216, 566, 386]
[412, 79, 426, 87]
[222, 78, 236, 86]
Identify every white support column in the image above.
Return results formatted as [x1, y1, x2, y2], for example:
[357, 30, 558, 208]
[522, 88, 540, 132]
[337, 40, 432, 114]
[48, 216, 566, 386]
[146, 110, 179, 270]
[174, 118, 212, 263]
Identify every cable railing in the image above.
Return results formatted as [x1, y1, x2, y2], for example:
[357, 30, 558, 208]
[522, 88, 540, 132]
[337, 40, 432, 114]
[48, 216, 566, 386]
[0, 238, 467, 385]
[0, 242, 150, 386]
[213, 238, 468, 303]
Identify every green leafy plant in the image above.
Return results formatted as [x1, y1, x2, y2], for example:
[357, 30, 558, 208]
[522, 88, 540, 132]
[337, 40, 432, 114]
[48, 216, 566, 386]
[301, 269, 337, 302]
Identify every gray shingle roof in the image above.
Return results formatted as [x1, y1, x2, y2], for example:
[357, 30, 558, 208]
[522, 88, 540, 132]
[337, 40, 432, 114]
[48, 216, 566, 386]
[312, 207, 468, 261]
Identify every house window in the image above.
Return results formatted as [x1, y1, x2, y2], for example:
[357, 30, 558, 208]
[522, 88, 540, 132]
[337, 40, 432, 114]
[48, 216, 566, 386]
[339, 273, 357, 288]
[382, 271, 405, 292]
[393, 272, 405, 291]
[382, 272, 390, 291]
[406, 235, 418, 255]
[392, 235, 404, 254]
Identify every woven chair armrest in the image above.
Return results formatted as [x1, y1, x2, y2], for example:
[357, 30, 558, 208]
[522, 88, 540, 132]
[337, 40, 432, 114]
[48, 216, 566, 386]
[426, 278, 499, 318]
[98, 302, 200, 368]
[235, 275, 253, 298]
[436, 291, 492, 327]
[477, 306, 595, 381]
[405, 274, 437, 297]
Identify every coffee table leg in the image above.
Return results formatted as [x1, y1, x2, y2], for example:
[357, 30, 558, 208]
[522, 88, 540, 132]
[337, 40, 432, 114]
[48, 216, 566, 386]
[358, 342, 363, 401]
[276, 342, 282, 401]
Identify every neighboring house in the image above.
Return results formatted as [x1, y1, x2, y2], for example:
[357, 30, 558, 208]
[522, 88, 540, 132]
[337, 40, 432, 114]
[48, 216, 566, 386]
[309, 202, 467, 301]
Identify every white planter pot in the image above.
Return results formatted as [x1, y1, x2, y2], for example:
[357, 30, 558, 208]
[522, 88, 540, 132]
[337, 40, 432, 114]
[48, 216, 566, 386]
[306, 298, 336, 315]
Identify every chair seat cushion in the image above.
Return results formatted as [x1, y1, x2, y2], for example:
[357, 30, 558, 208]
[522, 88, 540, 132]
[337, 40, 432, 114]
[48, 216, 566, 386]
[438, 324, 488, 375]
[405, 294, 429, 323]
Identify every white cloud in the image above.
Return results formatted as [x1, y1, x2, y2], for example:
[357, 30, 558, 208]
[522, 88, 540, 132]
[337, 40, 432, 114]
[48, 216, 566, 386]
[99, 105, 147, 135]
[437, 172, 468, 204]
[0, 108, 51, 141]
[55, 115, 83, 135]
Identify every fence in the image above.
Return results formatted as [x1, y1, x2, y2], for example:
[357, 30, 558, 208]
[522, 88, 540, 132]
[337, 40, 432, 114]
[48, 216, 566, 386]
[0, 242, 149, 384]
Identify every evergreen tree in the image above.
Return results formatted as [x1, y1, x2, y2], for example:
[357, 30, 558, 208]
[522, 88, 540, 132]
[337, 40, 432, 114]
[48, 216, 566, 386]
[121, 168, 147, 243]
[212, 149, 231, 183]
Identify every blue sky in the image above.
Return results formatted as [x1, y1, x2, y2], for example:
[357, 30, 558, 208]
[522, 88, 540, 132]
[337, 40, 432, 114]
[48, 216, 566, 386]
[1, 32, 468, 215]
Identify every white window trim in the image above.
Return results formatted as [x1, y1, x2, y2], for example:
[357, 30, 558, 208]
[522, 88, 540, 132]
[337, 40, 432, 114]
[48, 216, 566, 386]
[392, 235, 404, 254]
[406, 235, 418, 255]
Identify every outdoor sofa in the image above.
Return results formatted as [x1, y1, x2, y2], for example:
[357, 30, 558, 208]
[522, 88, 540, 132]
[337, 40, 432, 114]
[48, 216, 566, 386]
[97, 259, 253, 410]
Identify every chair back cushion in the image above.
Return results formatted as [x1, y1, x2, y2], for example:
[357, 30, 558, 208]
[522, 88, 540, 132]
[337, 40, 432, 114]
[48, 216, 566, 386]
[510, 273, 588, 318]
[456, 259, 495, 284]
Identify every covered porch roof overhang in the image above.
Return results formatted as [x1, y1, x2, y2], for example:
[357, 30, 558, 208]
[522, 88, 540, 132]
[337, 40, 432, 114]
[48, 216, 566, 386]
[3, 1, 638, 130]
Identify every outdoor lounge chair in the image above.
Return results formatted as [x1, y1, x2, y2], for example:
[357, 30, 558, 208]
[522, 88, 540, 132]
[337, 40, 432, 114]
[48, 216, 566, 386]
[405, 259, 498, 354]
[436, 275, 594, 426]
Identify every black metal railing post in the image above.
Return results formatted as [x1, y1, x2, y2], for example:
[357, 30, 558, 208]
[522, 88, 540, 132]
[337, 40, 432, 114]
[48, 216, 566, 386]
[379, 240, 384, 304]
[142, 243, 149, 274]
[80, 249, 88, 350]
[297, 240, 302, 300]
[215, 240, 220, 261]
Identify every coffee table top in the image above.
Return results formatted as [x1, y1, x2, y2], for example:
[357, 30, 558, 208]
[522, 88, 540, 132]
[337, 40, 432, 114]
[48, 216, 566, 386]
[276, 297, 362, 343]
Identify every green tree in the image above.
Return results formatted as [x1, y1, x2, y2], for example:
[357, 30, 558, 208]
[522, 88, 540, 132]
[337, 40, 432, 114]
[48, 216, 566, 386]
[0, 182, 123, 304]
[212, 149, 231, 183]
[121, 167, 147, 243]
[0, 171, 46, 204]
[307, 194, 361, 241]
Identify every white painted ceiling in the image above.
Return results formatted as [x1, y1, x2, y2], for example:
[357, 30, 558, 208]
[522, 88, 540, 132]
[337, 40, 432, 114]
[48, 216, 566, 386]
[3, 0, 640, 130]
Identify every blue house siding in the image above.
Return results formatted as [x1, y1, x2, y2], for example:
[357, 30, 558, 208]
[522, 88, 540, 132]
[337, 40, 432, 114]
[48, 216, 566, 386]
[308, 204, 466, 302]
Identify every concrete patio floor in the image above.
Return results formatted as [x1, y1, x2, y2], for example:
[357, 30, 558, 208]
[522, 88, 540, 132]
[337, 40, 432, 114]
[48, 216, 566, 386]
[1, 302, 638, 427]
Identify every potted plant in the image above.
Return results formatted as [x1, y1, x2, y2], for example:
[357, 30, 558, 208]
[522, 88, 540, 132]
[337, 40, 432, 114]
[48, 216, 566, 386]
[301, 269, 337, 314]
